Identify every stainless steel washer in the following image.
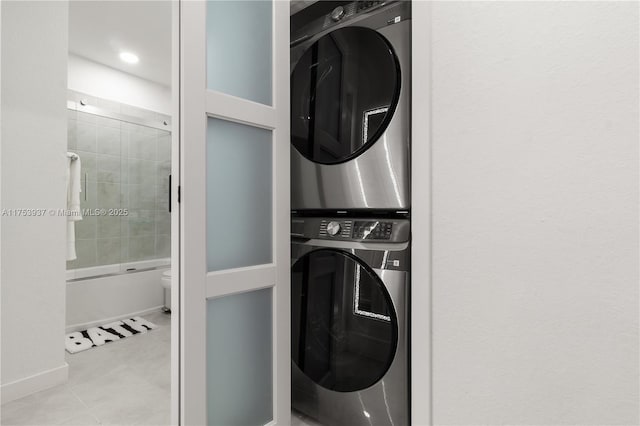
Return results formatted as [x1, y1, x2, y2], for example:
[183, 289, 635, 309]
[291, 1, 411, 211]
[291, 215, 410, 425]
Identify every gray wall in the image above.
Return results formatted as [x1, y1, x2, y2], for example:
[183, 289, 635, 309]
[67, 91, 171, 269]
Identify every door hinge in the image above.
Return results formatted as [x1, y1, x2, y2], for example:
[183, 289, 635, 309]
[177, 185, 181, 203]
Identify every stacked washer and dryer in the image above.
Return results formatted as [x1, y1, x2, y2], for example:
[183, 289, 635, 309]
[290, 1, 411, 425]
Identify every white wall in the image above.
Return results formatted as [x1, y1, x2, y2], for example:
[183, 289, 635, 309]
[68, 54, 171, 114]
[1, 1, 69, 403]
[66, 269, 166, 333]
[419, 2, 639, 425]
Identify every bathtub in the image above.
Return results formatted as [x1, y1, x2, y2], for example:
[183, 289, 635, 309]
[66, 259, 170, 333]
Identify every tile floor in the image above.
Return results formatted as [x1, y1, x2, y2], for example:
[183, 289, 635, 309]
[1, 311, 171, 426]
[2, 311, 326, 426]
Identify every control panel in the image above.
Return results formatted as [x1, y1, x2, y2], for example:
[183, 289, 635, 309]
[352, 220, 393, 240]
[292, 217, 410, 271]
[319, 219, 352, 239]
[320, 1, 388, 31]
[291, 1, 409, 50]
[357, 1, 385, 12]
[292, 216, 410, 243]
[316, 219, 396, 240]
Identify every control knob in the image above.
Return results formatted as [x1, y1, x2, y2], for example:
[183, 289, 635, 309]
[326, 221, 341, 236]
[330, 6, 345, 22]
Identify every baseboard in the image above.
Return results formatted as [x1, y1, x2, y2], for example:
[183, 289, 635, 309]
[65, 305, 165, 333]
[1, 363, 69, 405]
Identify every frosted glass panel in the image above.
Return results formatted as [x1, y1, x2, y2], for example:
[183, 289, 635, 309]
[207, 118, 272, 271]
[206, 0, 272, 105]
[207, 288, 273, 426]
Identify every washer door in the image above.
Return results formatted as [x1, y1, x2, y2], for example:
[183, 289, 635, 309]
[291, 249, 398, 392]
[291, 26, 401, 165]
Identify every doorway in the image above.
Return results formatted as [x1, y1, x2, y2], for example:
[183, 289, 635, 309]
[0, 1, 175, 425]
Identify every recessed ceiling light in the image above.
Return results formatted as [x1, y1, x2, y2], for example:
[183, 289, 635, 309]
[119, 51, 139, 64]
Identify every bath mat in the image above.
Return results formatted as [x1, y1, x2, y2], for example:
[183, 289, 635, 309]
[65, 316, 157, 354]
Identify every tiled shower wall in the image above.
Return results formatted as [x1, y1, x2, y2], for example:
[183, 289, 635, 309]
[66, 91, 171, 270]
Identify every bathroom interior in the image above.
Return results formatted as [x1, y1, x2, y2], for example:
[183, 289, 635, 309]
[2, 1, 174, 424]
[67, 1, 174, 423]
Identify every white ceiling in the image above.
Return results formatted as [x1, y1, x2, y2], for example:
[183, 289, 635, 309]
[69, 1, 313, 86]
[69, 1, 171, 87]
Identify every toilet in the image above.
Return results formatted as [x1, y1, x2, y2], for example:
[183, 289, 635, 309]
[161, 270, 172, 312]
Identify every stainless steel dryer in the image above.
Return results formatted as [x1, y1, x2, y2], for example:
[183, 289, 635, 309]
[291, 1, 411, 211]
[291, 216, 410, 425]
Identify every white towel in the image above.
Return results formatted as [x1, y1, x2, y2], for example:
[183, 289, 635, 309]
[66, 153, 82, 261]
[67, 222, 77, 261]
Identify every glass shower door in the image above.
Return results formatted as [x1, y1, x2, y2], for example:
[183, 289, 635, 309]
[66, 95, 172, 280]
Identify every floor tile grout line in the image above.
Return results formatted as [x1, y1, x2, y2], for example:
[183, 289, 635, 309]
[67, 371, 105, 425]
[89, 411, 103, 425]
[67, 384, 94, 412]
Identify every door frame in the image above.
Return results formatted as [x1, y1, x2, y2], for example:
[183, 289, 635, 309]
[410, 1, 432, 425]
[170, 0, 180, 424]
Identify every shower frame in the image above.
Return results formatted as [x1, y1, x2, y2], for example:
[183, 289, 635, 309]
[66, 96, 172, 281]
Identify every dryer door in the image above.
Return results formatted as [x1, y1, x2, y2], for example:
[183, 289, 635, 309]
[291, 26, 400, 165]
[291, 248, 398, 392]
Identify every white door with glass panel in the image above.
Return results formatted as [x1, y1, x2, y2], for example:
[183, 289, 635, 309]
[178, 1, 289, 424]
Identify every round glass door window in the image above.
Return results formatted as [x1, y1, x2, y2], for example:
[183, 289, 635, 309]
[291, 249, 398, 392]
[291, 26, 401, 165]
